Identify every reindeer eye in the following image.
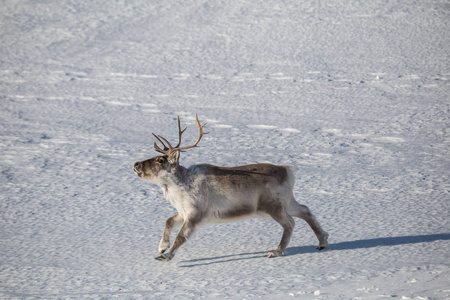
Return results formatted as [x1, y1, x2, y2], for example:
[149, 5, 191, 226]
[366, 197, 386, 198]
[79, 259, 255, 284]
[157, 157, 166, 164]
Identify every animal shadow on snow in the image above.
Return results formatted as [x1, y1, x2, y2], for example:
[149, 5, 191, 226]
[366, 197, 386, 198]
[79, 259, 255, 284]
[179, 233, 450, 267]
[315, 233, 450, 252]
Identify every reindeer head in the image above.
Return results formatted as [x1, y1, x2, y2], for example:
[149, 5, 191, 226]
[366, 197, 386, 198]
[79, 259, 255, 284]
[133, 114, 209, 182]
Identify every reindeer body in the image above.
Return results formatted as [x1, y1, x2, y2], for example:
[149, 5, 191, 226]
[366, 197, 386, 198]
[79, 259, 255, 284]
[151, 162, 295, 221]
[134, 115, 328, 261]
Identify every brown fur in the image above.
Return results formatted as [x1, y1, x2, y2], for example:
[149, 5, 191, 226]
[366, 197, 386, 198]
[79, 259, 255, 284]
[222, 205, 254, 218]
[201, 164, 288, 187]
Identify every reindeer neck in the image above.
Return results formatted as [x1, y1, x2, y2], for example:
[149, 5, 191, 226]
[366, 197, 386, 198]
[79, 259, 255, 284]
[159, 164, 189, 191]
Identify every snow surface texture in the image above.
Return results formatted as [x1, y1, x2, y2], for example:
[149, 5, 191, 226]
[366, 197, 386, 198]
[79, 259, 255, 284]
[1, 0, 449, 299]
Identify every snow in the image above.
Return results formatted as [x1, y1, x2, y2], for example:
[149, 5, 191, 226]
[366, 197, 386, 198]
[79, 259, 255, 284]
[1, 0, 449, 299]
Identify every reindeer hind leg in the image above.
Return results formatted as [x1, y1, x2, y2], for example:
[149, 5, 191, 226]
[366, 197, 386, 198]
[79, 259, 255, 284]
[287, 200, 329, 250]
[258, 196, 295, 257]
[267, 211, 295, 258]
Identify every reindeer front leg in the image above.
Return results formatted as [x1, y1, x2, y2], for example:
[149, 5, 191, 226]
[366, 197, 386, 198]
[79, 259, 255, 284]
[158, 214, 183, 254]
[155, 218, 198, 262]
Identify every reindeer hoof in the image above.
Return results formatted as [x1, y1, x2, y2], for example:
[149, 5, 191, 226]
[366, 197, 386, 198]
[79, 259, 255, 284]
[317, 232, 329, 251]
[155, 253, 173, 262]
[267, 250, 285, 258]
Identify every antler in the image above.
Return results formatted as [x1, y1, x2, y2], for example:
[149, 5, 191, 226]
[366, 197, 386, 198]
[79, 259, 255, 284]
[175, 116, 187, 148]
[153, 114, 209, 155]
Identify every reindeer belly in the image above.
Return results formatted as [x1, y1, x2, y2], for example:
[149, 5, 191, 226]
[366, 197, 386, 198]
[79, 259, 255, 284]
[205, 205, 271, 224]
[206, 212, 268, 224]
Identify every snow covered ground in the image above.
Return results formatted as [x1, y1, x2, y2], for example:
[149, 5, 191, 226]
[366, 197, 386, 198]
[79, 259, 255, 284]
[1, 0, 449, 299]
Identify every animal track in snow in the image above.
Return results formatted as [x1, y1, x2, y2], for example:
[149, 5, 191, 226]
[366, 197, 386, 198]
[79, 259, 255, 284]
[248, 124, 278, 130]
[110, 72, 158, 79]
[170, 73, 191, 80]
[105, 100, 132, 107]
[141, 108, 162, 114]
[213, 124, 233, 129]
[205, 74, 223, 80]
[372, 137, 406, 143]
[400, 74, 421, 80]
[139, 103, 161, 114]
[269, 73, 294, 80]
[247, 124, 301, 133]
[231, 73, 262, 82]
[280, 128, 300, 133]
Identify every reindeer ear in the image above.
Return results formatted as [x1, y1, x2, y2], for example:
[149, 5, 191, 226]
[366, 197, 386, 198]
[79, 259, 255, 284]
[168, 150, 180, 165]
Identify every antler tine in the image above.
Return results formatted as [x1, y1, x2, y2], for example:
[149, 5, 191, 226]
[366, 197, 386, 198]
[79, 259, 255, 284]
[175, 116, 187, 148]
[197, 113, 210, 135]
[152, 133, 173, 154]
[153, 142, 166, 154]
[173, 113, 209, 152]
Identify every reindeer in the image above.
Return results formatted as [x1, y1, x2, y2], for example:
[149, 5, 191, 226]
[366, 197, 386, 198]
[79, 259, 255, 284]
[133, 114, 329, 261]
